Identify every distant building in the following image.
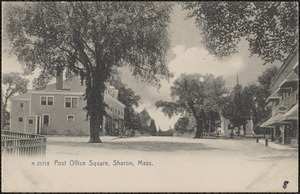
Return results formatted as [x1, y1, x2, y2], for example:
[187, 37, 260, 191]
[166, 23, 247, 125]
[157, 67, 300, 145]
[261, 46, 298, 145]
[220, 74, 254, 136]
[220, 115, 254, 136]
[9, 75, 125, 136]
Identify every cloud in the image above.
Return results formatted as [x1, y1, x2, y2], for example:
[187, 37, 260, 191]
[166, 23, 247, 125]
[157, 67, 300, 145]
[169, 45, 244, 79]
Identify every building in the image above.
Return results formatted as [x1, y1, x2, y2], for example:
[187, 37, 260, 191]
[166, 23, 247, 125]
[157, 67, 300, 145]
[219, 74, 255, 136]
[9, 75, 125, 136]
[261, 47, 298, 145]
[220, 115, 254, 136]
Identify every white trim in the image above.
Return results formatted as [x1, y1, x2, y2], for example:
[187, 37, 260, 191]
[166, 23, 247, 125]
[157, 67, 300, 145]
[105, 93, 126, 108]
[29, 90, 84, 95]
[40, 96, 55, 106]
[47, 96, 54, 106]
[67, 114, 75, 122]
[64, 96, 79, 108]
[42, 114, 51, 127]
[293, 61, 298, 70]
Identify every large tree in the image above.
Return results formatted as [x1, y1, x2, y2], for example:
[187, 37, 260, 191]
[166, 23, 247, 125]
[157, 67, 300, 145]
[2, 72, 29, 129]
[149, 119, 157, 135]
[183, 2, 298, 64]
[156, 74, 228, 138]
[174, 116, 189, 134]
[5, 2, 173, 142]
[2, 72, 29, 110]
[140, 109, 152, 134]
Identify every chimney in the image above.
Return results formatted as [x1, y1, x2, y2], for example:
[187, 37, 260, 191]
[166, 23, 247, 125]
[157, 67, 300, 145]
[56, 69, 63, 90]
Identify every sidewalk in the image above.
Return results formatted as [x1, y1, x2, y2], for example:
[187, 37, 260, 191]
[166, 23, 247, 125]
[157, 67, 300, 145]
[257, 138, 298, 150]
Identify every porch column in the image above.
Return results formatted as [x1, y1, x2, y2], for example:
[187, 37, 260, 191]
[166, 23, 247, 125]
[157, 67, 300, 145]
[280, 125, 285, 144]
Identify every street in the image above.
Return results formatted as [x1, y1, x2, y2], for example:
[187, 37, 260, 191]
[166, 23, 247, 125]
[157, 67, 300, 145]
[2, 136, 298, 192]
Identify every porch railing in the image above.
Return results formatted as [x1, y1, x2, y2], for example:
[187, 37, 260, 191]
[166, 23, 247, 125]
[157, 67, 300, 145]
[1, 130, 47, 157]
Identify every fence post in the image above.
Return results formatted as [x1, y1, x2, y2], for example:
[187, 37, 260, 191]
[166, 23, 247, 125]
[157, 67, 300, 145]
[265, 138, 268, 146]
[256, 138, 259, 143]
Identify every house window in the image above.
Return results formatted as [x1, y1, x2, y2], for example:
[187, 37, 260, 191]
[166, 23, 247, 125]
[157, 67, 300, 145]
[18, 117, 23, 122]
[19, 102, 24, 111]
[72, 98, 77, 108]
[41, 96, 54, 105]
[48, 97, 53, 105]
[43, 115, 50, 126]
[41, 97, 47, 105]
[67, 114, 75, 121]
[65, 97, 78, 108]
[28, 119, 33, 124]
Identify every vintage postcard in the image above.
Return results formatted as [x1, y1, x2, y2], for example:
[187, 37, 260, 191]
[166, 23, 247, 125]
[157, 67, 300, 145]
[2, 2, 298, 192]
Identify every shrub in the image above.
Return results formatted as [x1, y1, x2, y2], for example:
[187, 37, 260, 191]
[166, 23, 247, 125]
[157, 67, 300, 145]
[47, 130, 59, 135]
[63, 130, 74, 136]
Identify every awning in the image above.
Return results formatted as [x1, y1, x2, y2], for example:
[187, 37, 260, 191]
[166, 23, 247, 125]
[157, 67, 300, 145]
[293, 61, 298, 70]
[279, 71, 299, 88]
[266, 90, 280, 103]
[260, 114, 284, 127]
[279, 103, 298, 121]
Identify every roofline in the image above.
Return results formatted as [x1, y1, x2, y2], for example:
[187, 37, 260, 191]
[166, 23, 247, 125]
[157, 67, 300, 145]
[105, 93, 126, 108]
[10, 99, 30, 101]
[270, 46, 298, 88]
[28, 90, 85, 96]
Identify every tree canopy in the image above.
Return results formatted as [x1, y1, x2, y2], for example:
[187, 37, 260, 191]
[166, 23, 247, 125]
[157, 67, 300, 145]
[183, 2, 298, 64]
[222, 66, 279, 134]
[2, 72, 29, 130]
[156, 73, 228, 138]
[5, 2, 173, 142]
[2, 72, 29, 109]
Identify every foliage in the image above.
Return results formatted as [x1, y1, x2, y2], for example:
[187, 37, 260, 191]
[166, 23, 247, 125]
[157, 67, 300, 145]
[130, 112, 143, 132]
[156, 129, 173, 136]
[140, 109, 152, 134]
[174, 117, 189, 134]
[222, 66, 279, 132]
[109, 76, 141, 132]
[149, 119, 157, 135]
[156, 73, 228, 138]
[183, 2, 298, 64]
[1, 91, 10, 129]
[2, 72, 29, 128]
[258, 66, 279, 90]
[5, 2, 173, 142]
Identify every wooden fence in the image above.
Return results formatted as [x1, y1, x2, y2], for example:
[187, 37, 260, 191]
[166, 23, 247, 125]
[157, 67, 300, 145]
[1, 130, 47, 157]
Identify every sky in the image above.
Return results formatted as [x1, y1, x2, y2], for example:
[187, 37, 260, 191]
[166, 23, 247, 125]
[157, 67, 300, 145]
[2, 3, 281, 130]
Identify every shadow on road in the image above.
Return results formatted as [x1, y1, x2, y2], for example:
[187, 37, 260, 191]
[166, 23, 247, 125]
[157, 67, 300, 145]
[47, 140, 218, 152]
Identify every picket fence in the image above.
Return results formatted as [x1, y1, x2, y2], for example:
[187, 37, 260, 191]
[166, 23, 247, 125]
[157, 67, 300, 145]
[1, 130, 47, 157]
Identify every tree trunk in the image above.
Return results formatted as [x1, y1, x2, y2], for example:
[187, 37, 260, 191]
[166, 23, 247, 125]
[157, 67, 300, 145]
[87, 73, 106, 143]
[194, 120, 203, 138]
[88, 107, 102, 143]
